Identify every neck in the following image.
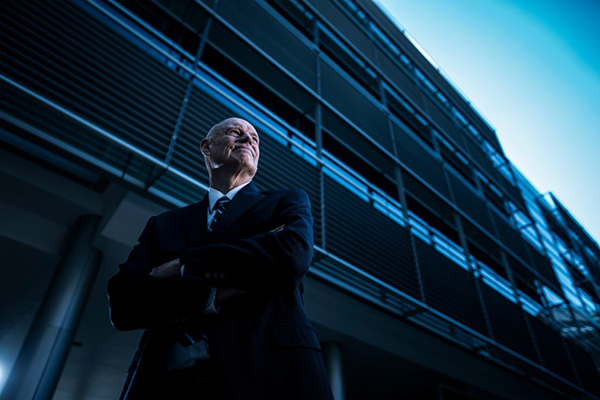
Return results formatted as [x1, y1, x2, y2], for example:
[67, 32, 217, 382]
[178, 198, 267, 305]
[209, 170, 252, 194]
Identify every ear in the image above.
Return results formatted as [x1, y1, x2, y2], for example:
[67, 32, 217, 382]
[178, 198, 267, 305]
[200, 138, 211, 157]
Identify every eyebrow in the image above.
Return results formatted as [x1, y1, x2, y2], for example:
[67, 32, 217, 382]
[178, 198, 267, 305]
[228, 126, 259, 137]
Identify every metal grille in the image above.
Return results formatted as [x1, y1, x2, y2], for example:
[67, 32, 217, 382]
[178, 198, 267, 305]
[324, 176, 420, 299]
[564, 341, 600, 396]
[206, 20, 315, 114]
[465, 139, 526, 212]
[480, 284, 538, 362]
[317, 0, 376, 61]
[320, 60, 390, 147]
[375, 48, 426, 110]
[528, 244, 562, 291]
[447, 172, 495, 235]
[392, 122, 449, 198]
[421, 94, 466, 150]
[1, 0, 187, 160]
[216, 0, 317, 90]
[321, 107, 396, 175]
[491, 208, 530, 264]
[528, 316, 578, 382]
[415, 238, 488, 335]
[0, 61, 157, 186]
[169, 87, 224, 185]
[151, 169, 207, 205]
[254, 137, 323, 246]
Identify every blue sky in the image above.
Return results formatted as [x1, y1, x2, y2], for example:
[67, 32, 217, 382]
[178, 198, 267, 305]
[377, 0, 600, 244]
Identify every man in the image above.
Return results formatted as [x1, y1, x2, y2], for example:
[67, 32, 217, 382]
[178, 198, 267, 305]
[108, 117, 333, 399]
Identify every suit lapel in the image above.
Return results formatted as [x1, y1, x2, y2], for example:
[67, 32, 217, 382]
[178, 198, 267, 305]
[182, 194, 209, 248]
[209, 183, 264, 241]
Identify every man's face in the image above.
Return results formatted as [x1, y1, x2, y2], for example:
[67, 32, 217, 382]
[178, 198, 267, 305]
[201, 118, 260, 176]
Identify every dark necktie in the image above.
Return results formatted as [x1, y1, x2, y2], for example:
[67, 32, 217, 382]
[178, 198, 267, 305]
[209, 196, 231, 231]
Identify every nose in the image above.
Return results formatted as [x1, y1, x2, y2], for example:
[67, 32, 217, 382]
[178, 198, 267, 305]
[238, 131, 251, 143]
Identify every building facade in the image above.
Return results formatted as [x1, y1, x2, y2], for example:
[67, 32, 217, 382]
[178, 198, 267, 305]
[1, 0, 599, 399]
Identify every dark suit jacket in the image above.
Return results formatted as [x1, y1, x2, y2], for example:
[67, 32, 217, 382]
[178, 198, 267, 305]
[107, 183, 333, 399]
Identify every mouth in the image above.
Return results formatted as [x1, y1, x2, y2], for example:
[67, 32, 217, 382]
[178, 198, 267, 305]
[235, 147, 253, 155]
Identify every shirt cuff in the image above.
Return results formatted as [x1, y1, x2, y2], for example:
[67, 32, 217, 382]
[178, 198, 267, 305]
[181, 264, 219, 314]
[204, 287, 218, 314]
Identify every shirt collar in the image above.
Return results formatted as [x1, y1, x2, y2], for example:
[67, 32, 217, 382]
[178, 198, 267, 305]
[208, 181, 252, 211]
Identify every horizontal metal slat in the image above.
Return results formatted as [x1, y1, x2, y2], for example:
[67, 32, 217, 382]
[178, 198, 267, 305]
[564, 341, 600, 396]
[317, 0, 376, 61]
[256, 136, 323, 245]
[0, 79, 155, 184]
[324, 175, 420, 299]
[392, 122, 449, 198]
[1, 1, 189, 158]
[216, 0, 317, 89]
[320, 59, 390, 147]
[321, 107, 396, 175]
[421, 93, 467, 150]
[491, 208, 531, 264]
[375, 48, 426, 111]
[415, 238, 488, 335]
[5, 1, 186, 113]
[206, 20, 315, 114]
[447, 172, 495, 235]
[480, 284, 538, 362]
[0, 49, 172, 158]
[528, 316, 577, 383]
[169, 88, 228, 183]
[529, 245, 562, 291]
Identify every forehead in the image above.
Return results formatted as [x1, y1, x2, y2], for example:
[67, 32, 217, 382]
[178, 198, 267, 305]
[220, 119, 257, 135]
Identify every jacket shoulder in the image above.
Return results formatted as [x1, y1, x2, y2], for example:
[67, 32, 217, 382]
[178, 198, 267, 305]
[260, 187, 309, 201]
[152, 201, 203, 223]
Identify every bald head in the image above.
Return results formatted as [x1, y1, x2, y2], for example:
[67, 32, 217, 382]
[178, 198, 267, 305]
[206, 117, 254, 140]
[200, 117, 260, 188]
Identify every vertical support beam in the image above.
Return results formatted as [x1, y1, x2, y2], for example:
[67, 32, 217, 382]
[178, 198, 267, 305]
[322, 342, 345, 400]
[381, 78, 409, 219]
[314, 22, 326, 250]
[3, 215, 102, 400]
[164, 8, 216, 166]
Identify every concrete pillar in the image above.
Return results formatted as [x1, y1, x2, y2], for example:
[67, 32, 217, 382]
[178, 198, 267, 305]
[3, 215, 102, 400]
[323, 341, 345, 400]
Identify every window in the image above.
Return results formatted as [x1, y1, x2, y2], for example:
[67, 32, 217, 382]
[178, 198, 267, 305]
[119, 0, 208, 54]
[386, 89, 433, 146]
[201, 44, 316, 141]
[323, 130, 398, 199]
[319, 26, 380, 98]
[405, 192, 458, 243]
[483, 183, 506, 214]
[265, 0, 315, 41]
[439, 137, 474, 184]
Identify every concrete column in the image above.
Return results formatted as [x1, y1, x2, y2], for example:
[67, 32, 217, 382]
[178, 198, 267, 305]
[3, 215, 102, 400]
[323, 341, 345, 400]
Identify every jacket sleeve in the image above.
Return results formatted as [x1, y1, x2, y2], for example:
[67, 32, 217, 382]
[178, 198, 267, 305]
[180, 189, 314, 291]
[107, 216, 211, 331]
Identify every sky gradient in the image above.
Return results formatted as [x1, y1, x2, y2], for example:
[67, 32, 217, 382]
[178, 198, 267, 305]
[377, 0, 600, 243]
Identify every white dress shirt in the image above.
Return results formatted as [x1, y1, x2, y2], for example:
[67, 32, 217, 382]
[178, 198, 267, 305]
[169, 181, 252, 370]
[180, 181, 252, 313]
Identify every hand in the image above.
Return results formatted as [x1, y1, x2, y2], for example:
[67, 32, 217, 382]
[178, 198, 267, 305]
[215, 288, 249, 307]
[270, 224, 285, 233]
[149, 258, 181, 279]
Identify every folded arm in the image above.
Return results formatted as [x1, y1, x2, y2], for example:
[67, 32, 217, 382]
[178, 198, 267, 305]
[180, 189, 314, 291]
[107, 189, 314, 330]
[107, 217, 212, 331]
